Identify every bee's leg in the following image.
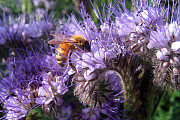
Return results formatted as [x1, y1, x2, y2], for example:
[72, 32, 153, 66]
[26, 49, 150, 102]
[68, 52, 78, 72]
[69, 60, 77, 72]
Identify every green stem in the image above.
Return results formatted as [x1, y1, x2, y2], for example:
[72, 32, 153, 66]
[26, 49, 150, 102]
[147, 87, 164, 120]
[147, 87, 157, 120]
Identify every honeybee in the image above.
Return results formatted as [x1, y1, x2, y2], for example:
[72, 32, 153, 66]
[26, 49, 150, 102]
[48, 34, 91, 67]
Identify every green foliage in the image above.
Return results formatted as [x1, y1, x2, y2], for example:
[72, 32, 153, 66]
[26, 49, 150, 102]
[26, 107, 50, 120]
[153, 91, 180, 120]
[54, 0, 77, 18]
[0, 0, 22, 14]
[21, 0, 34, 14]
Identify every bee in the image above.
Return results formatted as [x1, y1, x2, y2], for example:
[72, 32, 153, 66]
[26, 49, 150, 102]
[48, 34, 91, 67]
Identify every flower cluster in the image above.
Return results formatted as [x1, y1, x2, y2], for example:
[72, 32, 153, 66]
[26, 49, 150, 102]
[0, 0, 180, 120]
[33, 0, 56, 10]
[111, 1, 180, 91]
[0, 10, 53, 47]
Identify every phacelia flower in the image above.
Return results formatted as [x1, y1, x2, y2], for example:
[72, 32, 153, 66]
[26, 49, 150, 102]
[0, 26, 9, 45]
[4, 90, 32, 120]
[148, 29, 170, 48]
[138, 7, 162, 25]
[35, 72, 69, 118]
[33, 0, 56, 10]
[167, 21, 180, 40]
[156, 48, 169, 61]
[24, 21, 42, 38]
[35, 72, 68, 105]
[114, 13, 137, 36]
[0, 75, 35, 120]
[171, 41, 180, 53]
[0, 12, 54, 51]
[71, 44, 116, 81]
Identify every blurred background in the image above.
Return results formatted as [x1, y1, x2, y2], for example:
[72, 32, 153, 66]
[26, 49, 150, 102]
[0, 0, 179, 120]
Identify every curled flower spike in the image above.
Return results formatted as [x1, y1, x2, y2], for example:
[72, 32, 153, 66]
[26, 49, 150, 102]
[71, 45, 115, 107]
[151, 21, 180, 91]
[111, 0, 180, 92]
[74, 69, 123, 108]
[69, 38, 155, 119]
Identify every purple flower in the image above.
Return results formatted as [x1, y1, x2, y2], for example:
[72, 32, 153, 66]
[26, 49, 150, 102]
[167, 21, 180, 40]
[0, 77, 32, 120]
[148, 29, 170, 48]
[77, 102, 125, 120]
[0, 77, 16, 101]
[4, 91, 31, 120]
[114, 13, 137, 36]
[0, 46, 68, 119]
[81, 108, 100, 120]
[24, 21, 42, 38]
[156, 48, 169, 61]
[38, 20, 53, 33]
[70, 42, 116, 81]
[100, 23, 110, 34]
[33, 0, 56, 10]
[24, 20, 53, 38]
[171, 41, 180, 53]
[0, 26, 9, 45]
[138, 7, 162, 25]
[35, 72, 68, 105]
[0, 12, 53, 49]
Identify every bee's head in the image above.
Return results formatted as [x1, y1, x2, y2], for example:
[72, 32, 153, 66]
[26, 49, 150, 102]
[73, 35, 91, 52]
[82, 41, 91, 52]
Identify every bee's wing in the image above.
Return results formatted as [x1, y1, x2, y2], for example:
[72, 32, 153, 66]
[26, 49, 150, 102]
[50, 34, 72, 38]
[48, 34, 74, 45]
[48, 38, 62, 44]
[48, 38, 76, 45]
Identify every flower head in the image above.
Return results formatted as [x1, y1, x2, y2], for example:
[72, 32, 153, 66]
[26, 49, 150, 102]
[24, 21, 42, 38]
[33, 0, 56, 10]
[35, 72, 68, 105]
[0, 76, 34, 120]
[0, 26, 9, 45]
[71, 44, 116, 81]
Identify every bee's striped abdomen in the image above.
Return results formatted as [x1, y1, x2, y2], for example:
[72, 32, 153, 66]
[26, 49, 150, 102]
[56, 43, 71, 67]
